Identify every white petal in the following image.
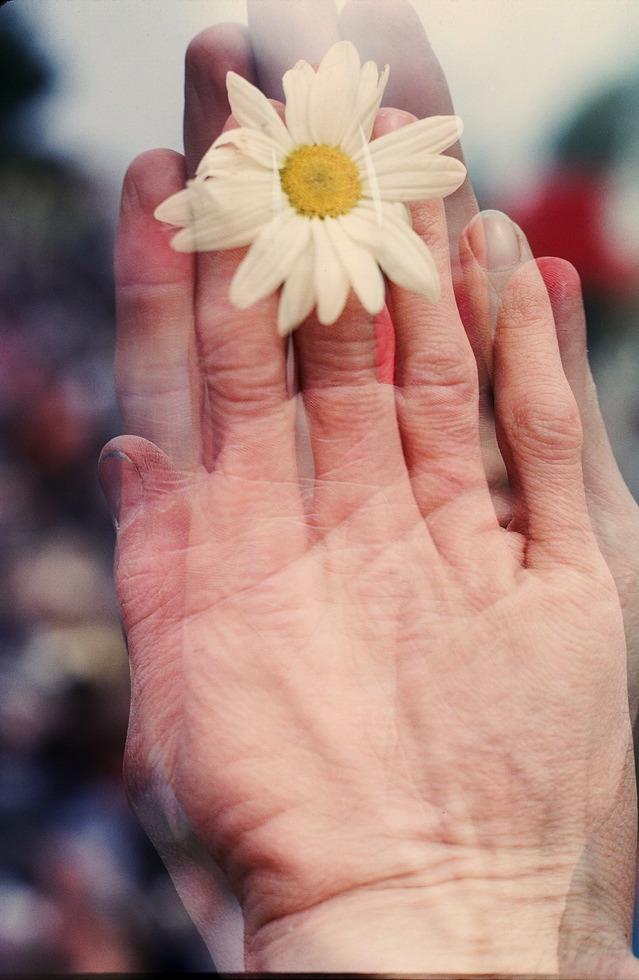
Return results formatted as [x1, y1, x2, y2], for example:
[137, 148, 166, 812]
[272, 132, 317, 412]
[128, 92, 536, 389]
[155, 188, 196, 226]
[311, 219, 350, 326]
[379, 200, 412, 225]
[155, 179, 216, 229]
[356, 61, 379, 116]
[214, 172, 283, 205]
[357, 115, 464, 169]
[324, 217, 385, 316]
[283, 61, 315, 146]
[163, 180, 273, 251]
[394, 202, 412, 224]
[342, 62, 390, 156]
[341, 203, 439, 302]
[212, 126, 286, 170]
[362, 154, 467, 202]
[226, 71, 294, 152]
[204, 166, 285, 216]
[277, 244, 315, 335]
[230, 210, 311, 309]
[359, 63, 390, 142]
[170, 190, 274, 253]
[196, 144, 266, 179]
[309, 41, 360, 147]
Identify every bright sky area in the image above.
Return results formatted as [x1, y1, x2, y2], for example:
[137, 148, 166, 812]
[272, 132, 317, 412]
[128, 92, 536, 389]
[16, 0, 639, 201]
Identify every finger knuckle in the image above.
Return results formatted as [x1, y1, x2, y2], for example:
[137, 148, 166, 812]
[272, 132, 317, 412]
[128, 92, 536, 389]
[508, 387, 582, 456]
[200, 330, 287, 416]
[403, 339, 478, 404]
[407, 199, 446, 242]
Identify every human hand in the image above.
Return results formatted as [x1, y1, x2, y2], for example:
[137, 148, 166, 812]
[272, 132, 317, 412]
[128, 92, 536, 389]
[334, 12, 639, 972]
[324, 0, 639, 737]
[103, 3, 632, 969]
[338, 7, 639, 974]
[248, 0, 639, 751]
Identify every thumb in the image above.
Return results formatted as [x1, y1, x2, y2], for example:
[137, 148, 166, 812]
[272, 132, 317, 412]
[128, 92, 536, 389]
[98, 435, 178, 531]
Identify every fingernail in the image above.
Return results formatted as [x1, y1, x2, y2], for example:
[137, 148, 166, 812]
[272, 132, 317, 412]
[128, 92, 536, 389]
[98, 451, 143, 530]
[465, 210, 532, 272]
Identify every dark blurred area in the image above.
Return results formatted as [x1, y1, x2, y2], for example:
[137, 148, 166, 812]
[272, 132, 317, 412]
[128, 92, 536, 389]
[505, 74, 639, 497]
[0, 10, 210, 973]
[509, 75, 639, 342]
[1, 3, 638, 975]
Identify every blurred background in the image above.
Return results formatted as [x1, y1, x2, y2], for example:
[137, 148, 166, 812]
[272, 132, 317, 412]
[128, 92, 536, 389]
[1, 0, 638, 973]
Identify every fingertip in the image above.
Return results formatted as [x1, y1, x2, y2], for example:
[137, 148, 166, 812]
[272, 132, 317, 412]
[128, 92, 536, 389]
[98, 444, 143, 530]
[185, 22, 252, 93]
[536, 256, 584, 309]
[248, 0, 340, 100]
[100, 435, 170, 470]
[462, 210, 533, 273]
[371, 106, 417, 138]
[122, 149, 186, 217]
[100, 436, 180, 487]
[537, 257, 588, 377]
[184, 23, 254, 176]
[338, 0, 445, 119]
[99, 437, 184, 528]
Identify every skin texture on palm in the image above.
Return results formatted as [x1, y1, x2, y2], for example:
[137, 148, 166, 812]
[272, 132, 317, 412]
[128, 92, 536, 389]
[112, 405, 634, 974]
[162, 0, 639, 726]
[107, 195, 636, 970]
[330, 0, 639, 733]
[101, 0, 639, 973]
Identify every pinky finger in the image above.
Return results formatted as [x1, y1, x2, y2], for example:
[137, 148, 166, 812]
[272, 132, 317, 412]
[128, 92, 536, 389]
[467, 212, 593, 567]
[538, 257, 633, 504]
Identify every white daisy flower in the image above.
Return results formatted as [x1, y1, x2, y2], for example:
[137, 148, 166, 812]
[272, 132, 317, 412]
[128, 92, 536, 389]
[155, 40, 466, 336]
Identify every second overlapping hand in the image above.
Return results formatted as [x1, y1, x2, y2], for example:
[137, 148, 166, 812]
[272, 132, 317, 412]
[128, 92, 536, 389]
[100, 1, 639, 974]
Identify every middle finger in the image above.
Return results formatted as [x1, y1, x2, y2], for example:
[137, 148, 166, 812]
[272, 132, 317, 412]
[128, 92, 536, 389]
[339, 0, 478, 264]
[340, 0, 512, 524]
[374, 111, 497, 546]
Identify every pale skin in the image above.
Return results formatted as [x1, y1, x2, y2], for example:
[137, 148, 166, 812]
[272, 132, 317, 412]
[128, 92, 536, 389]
[100, 1, 639, 975]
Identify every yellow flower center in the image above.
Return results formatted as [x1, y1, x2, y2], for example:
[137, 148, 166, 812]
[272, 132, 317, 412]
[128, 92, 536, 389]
[280, 144, 362, 219]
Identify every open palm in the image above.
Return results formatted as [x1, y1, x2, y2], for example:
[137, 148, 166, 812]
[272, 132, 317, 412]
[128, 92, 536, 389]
[105, 123, 634, 980]
[110, 379, 633, 974]
[101, 2, 639, 974]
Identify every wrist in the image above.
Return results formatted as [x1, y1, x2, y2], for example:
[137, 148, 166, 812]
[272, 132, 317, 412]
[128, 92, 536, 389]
[246, 871, 573, 974]
[246, 826, 637, 977]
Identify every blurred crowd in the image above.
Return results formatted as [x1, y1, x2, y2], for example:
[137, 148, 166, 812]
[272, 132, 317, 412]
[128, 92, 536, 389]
[0, 12, 210, 974]
[0, 5, 638, 975]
